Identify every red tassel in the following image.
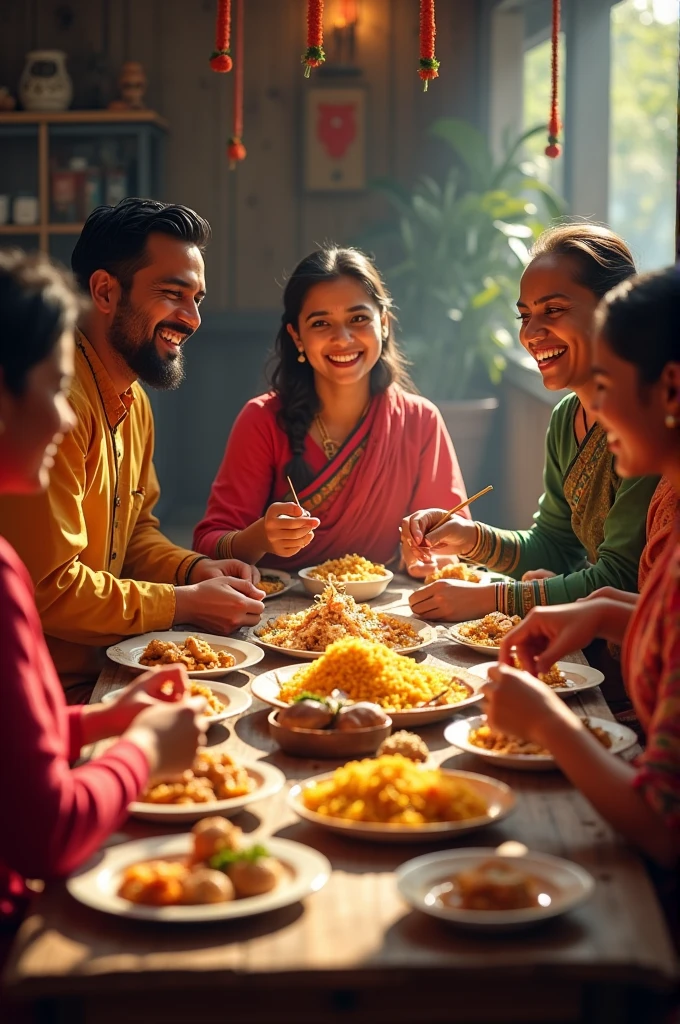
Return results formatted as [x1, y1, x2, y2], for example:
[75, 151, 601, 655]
[545, 0, 561, 158]
[418, 0, 440, 91]
[229, 0, 246, 169]
[210, 0, 232, 72]
[302, 0, 325, 77]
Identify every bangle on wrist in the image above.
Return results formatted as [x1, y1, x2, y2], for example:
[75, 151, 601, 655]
[185, 554, 209, 583]
[217, 530, 239, 560]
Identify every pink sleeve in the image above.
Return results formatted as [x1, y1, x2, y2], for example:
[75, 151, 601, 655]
[66, 706, 86, 761]
[193, 399, 281, 556]
[0, 553, 149, 879]
[408, 403, 471, 519]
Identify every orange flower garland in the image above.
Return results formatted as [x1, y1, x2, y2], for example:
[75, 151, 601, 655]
[302, 0, 326, 77]
[228, 0, 246, 168]
[545, 0, 561, 158]
[210, 0, 232, 73]
[418, 0, 440, 91]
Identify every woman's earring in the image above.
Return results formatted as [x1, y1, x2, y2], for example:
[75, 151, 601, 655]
[297, 351, 306, 363]
[665, 413, 679, 429]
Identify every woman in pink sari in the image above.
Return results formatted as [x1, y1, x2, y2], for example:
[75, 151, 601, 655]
[193, 246, 468, 569]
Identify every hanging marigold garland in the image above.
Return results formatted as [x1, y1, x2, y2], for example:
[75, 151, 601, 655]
[418, 0, 440, 91]
[302, 0, 326, 77]
[545, 0, 561, 158]
[209, 0, 232, 72]
[228, 0, 246, 169]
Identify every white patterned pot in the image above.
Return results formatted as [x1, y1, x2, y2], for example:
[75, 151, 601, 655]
[19, 50, 73, 112]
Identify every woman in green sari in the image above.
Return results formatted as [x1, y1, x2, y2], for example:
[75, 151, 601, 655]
[402, 223, 659, 622]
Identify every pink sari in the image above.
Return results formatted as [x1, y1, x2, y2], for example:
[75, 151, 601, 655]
[193, 386, 468, 571]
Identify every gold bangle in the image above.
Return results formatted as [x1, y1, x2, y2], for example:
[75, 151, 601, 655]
[219, 530, 239, 560]
[460, 522, 481, 560]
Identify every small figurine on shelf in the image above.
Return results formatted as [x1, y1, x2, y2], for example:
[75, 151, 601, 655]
[0, 87, 16, 111]
[108, 61, 147, 111]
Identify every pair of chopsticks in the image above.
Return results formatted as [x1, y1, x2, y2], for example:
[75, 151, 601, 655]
[408, 484, 493, 553]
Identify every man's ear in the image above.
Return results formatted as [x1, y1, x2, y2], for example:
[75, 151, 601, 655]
[89, 270, 121, 317]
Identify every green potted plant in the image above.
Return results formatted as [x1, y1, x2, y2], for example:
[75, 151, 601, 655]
[366, 118, 565, 489]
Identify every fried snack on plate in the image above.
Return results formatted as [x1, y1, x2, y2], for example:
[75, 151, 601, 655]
[469, 720, 613, 757]
[118, 816, 284, 906]
[511, 653, 566, 689]
[277, 637, 473, 711]
[140, 635, 235, 672]
[140, 750, 254, 805]
[453, 859, 541, 911]
[309, 554, 388, 582]
[302, 754, 487, 825]
[425, 563, 482, 585]
[256, 581, 419, 652]
[457, 612, 521, 646]
[258, 575, 285, 596]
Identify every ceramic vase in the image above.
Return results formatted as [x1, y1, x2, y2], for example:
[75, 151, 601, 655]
[19, 50, 73, 112]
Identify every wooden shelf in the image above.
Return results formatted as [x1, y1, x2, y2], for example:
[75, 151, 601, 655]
[47, 223, 85, 234]
[0, 224, 41, 234]
[0, 110, 168, 129]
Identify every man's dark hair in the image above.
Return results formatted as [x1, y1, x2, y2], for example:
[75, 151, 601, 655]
[71, 197, 211, 294]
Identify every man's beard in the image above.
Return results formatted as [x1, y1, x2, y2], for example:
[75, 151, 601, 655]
[108, 294, 188, 390]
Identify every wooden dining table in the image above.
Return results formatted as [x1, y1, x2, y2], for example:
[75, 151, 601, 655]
[3, 575, 678, 1024]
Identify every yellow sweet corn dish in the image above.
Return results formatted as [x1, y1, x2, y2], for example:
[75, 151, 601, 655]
[277, 637, 474, 711]
[301, 754, 488, 825]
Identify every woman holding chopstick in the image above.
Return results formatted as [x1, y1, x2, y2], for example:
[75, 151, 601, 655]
[484, 266, 680, 868]
[402, 223, 659, 622]
[193, 245, 469, 569]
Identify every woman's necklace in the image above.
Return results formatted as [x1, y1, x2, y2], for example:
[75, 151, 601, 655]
[315, 400, 371, 461]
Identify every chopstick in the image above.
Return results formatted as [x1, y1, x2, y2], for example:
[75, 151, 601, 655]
[426, 485, 493, 535]
[286, 475, 302, 508]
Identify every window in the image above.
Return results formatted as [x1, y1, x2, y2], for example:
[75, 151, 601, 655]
[609, 0, 679, 269]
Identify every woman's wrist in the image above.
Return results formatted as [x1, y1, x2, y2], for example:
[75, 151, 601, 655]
[458, 520, 481, 558]
[123, 724, 160, 777]
[79, 703, 114, 745]
[230, 519, 268, 563]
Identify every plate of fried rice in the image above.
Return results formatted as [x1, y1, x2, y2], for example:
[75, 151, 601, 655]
[288, 754, 515, 842]
[250, 582, 435, 660]
[250, 637, 485, 726]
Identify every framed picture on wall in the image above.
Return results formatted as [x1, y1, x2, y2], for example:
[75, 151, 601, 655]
[304, 86, 366, 192]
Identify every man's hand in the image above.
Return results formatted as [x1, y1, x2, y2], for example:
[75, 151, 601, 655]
[189, 557, 261, 587]
[174, 575, 265, 632]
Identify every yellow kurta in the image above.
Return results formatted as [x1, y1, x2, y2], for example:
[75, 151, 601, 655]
[0, 331, 197, 689]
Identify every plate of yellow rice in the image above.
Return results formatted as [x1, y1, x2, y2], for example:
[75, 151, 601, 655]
[288, 754, 515, 842]
[250, 638, 486, 726]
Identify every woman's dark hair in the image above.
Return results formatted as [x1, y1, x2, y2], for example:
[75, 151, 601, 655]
[596, 266, 680, 384]
[268, 245, 412, 491]
[530, 223, 636, 298]
[0, 249, 82, 395]
[71, 197, 211, 293]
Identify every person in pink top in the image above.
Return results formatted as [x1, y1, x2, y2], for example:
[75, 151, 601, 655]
[193, 245, 469, 570]
[0, 250, 207, 935]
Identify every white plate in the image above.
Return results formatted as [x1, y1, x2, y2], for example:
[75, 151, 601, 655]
[288, 768, 515, 843]
[102, 679, 252, 726]
[249, 613, 436, 661]
[126, 760, 286, 823]
[258, 569, 295, 600]
[67, 833, 331, 922]
[396, 848, 595, 931]
[251, 663, 485, 727]
[467, 660, 604, 697]
[444, 715, 638, 772]
[106, 632, 265, 680]
[298, 565, 393, 601]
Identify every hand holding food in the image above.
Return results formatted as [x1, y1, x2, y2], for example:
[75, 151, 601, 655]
[125, 695, 209, 783]
[188, 557, 262, 588]
[87, 664, 191, 738]
[264, 502, 320, 557]
[497, 602, 603, 674]
[409, 579, 495, 622]
[401, 509, 478, 576]
[174, 575, 266, 632]
[482, 663, 565, 748]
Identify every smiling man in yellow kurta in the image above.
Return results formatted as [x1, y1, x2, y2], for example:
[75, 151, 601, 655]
[0, 199, 265, 696]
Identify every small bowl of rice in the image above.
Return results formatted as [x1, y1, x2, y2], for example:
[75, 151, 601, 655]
[299, 554, 393, 600]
